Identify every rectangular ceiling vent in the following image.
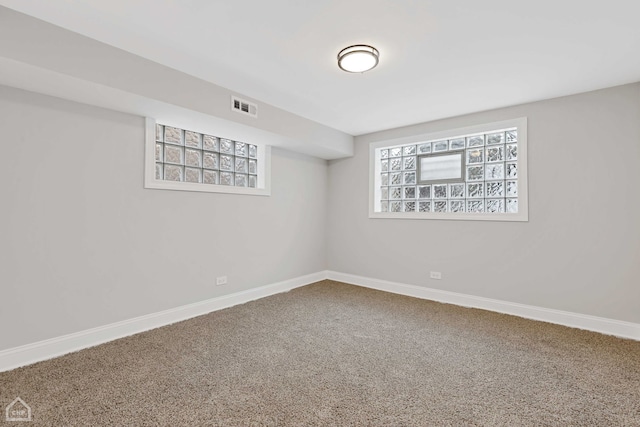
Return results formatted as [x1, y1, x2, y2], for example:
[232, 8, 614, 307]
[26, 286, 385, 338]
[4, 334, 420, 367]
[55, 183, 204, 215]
[231, 96, 258, 118]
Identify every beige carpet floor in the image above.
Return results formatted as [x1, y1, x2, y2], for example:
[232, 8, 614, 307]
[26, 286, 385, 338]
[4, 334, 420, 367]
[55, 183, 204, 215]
[1, 280, 639, 426]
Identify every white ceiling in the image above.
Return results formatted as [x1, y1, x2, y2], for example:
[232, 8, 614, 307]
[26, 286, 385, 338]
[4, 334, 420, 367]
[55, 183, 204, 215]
[1, 0, 639, 136]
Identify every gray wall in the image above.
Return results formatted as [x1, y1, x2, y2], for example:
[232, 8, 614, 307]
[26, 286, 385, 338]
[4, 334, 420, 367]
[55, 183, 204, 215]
[2, 81, 639, 352]
[0, 85, 328, 350]
[327, 83, 640, 324]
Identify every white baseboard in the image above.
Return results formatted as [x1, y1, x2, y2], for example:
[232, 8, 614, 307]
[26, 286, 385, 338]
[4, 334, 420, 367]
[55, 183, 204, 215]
[0, 271, 326, 373]
[3, 270, 638, 372]
[326, 271, 640, 341]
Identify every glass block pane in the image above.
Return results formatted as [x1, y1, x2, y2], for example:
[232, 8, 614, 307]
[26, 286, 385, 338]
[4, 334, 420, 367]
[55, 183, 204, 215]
[434, 201, 447, 212]
[486, 145, 504, 163]
[376, 132, 520, 218]
[185, 131, 201, 148]
[220, 139, 234, 154]
[155, 124, 163, 142]
[486, 199, 505, 213]
[403, 156, 416, 170]
[164, 164, 183, 181]
[220, 155, 234, 171]
[235, 174, 248, 187]
[449, 138, 465, 150]
[155, 143, 163, 162]
[185, 167, 202, 183]
[235, 157, 248, 173]
[164, 145, 184, 164]
[418, 143, 431, 154]
[380, 201, 389, 212]
[467, 148, 483, 164]
[467, 200, 484, 213]
[404, 201, 416, 212]
[155, 163, 162, 180]
[486, 181, 505, 197]
[235, 142, 247, 157]
[404, 186, 416, 199]
[404, 171, 416, 185]
[467, 135, 484, 147]
[418, 201, 431, 212]
[185, 149, 202, 167]
[467, 165, 484, 181]
[403, 145, 416, 156]
[467, 183, 484, 198]
[433, 141, 448, 152]
[248, 175, 257, 188]
[381, 187, 389, 200]
[164, 126, 182, 144]
[449, 183, 465, 199]
[433, 184, 447, 199]
[390, 201, 402, 212]
[220, 172, 233, 186]
[203, 135, 219, 152]
[486, 163, 505, 180]
[203, 170, 218, 185]
[418, 185, 431, 199]
[450, 200, 465, 213]
[390, 187, 402, 200]
[486, 132, 504, 145]
[249, 159, 257, 175]
[248, 144, 258, 159]
[203, 152, 219, 170]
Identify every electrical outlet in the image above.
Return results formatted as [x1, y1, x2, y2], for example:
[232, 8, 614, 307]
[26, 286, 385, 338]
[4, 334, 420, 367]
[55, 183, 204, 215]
[216, 276, 228, 286]
[430, 271, 442, 280]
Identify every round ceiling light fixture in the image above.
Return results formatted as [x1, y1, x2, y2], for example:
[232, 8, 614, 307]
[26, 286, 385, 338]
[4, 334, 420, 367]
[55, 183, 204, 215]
[337, 44, 379, 73]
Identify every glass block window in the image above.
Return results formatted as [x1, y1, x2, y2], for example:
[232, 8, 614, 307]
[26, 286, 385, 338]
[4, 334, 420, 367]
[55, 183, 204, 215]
[144, 118, 270, 196]
[370, 118, 527, 221]
[154, 124, 258, 188]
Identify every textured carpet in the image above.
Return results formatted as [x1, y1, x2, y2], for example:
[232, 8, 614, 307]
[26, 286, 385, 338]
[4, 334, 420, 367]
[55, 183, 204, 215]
[1, 280, 639, 426]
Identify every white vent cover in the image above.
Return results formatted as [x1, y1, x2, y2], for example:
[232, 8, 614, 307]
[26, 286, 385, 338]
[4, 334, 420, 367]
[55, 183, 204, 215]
[231, 96, 258, 118]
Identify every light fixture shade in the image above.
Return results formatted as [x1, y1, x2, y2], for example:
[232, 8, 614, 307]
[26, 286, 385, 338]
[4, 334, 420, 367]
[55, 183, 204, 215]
[337, 45, 379, 73]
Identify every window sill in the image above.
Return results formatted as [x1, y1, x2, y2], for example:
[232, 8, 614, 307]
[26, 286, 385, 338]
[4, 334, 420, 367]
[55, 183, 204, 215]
[369, 211, 528, 222]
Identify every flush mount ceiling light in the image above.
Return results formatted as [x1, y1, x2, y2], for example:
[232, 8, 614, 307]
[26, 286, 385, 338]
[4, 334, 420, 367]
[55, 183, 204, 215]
[337, 45, 379, 73]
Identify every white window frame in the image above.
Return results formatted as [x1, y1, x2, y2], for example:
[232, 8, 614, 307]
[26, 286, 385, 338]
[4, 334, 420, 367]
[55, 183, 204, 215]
[369, 117, 528, 221]
[144, 117, 271, 196]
